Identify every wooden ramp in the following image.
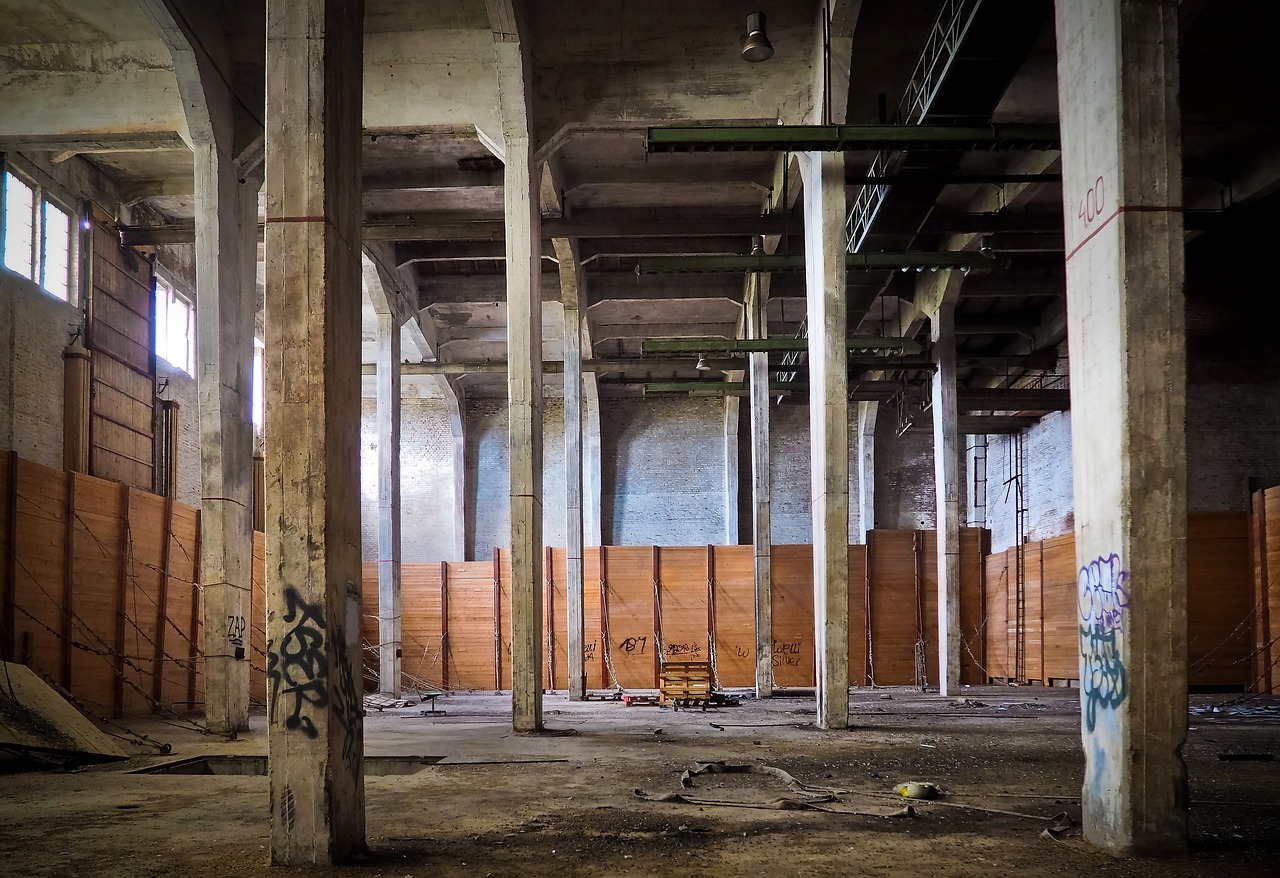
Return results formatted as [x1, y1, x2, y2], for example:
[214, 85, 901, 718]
[0, 661, 127, 768]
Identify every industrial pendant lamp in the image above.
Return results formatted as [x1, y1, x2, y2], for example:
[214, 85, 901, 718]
[695, 354, 711, 371]
[741, 12, 774, 62]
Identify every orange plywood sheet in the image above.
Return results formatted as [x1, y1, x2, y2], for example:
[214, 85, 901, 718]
[600, 546, 659, 689]
[770, 545, 815, 688]
[710, 546, 754, 688]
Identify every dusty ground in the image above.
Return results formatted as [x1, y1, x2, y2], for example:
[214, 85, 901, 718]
[2, 687, 1279, 877]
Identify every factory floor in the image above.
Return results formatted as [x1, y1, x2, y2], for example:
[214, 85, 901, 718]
[2, 687, 1278, 877]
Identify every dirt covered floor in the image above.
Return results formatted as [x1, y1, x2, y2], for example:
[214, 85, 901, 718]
[2, 687, 1279, 877]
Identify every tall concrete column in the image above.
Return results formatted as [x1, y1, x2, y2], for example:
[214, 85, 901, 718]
[747, 286, 773, 697]
[583, 373, 603, 547]
[856, 402, 877, 543]
[1056, 0, 1187, 854]
[193, 140, 258, 735]
[445, 391, 466, 562]
[556, 240, 586, 700]
[931, 301, 961, 696]
[723, 398, 740, 544]
[264, 0, 365, 863]
[375, 314, 401, 695]
[799, 151, 849, 730]
[494, 24, 543, 732]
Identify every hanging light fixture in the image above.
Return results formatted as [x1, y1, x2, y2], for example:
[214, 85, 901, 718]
[695, 354, 711, 371]
[741, 12, 774, 62]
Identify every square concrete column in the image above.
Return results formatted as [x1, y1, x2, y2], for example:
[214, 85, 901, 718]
[503, 135, 543, 734]
[375, 313, 401, 696]
[747, 287, 773, 698]
[931, 300, 961, 696]
[193, 139, 258, 735]
[723, 398, 740, 544]
[556, 240, 586, 701]
[583, 372, 603, 547]
[856, 401, 877, 543]
[445, 393, 466, 562]
[1056, 0, 1188, 854]
[264, 0, 365, 863]
[799, 151, 849, 730]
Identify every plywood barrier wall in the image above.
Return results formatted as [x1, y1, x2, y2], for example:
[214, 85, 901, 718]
[360, 529, 988, 692]
[0, 452, 206, 717]
[986, 513, 1254, 688]
[1250, 489, 1280, 695]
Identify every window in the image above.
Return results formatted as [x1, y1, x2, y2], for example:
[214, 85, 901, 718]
[155, 276, 195, 375]
[2, 169, 75, 302]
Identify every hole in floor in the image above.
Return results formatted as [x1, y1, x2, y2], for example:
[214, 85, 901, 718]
[131, 756, 444, 776]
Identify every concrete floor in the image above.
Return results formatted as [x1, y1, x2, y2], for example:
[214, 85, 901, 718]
[1, 687, 1278, 877]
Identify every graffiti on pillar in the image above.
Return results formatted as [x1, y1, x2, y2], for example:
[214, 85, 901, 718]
[226, 615, 247, 648]
[1079, 554, 1129, 733]
[332, 630, 361, 764]
[267, 586, 329, 739]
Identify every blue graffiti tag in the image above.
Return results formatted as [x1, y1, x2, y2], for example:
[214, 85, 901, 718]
[1079, 554, 1129, 732]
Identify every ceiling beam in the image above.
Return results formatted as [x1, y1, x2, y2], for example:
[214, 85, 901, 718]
[0, 132, 188, 160]
[646, 124, 1061, 154]
[636, 252, 995, 274]
[643, 336, 925, 354]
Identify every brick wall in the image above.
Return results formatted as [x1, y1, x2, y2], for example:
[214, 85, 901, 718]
[874, 416, 937, 530]
[602, 397, 726, 545]
[768, 402, 812, 544]
[156, 363, 202, 508]
[984, 412, 1075, 553]
[463, 397, 567, 560]
[0, 272, 79, 469]
[360, 396, 464, 562]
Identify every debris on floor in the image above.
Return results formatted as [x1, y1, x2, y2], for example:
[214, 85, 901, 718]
[896, 781, 942, 800]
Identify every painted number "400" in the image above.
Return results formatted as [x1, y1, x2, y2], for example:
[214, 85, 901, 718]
[1077, 175, 1106, 229]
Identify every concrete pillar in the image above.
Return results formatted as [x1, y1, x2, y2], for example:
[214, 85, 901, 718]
[723, 398, 740, 544]
[799, 151, 849, 730]
[747, 286, 773, 697]
[264, 0, 365, 863]
[445, 392, 466, 562]
[375, 314, 401, 695]
[583, 373, 603, 547]
[931, 301, 961, 696]
[557, 241, 587, 701]
[1056, 0, 1187, 854]
[193, 137, 259, 735]
[498, 55, 543, 732]
[856, 402, 877, 543]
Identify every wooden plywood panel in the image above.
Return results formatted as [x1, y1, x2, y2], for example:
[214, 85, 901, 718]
[497, 550, 513, 691]
[1022, 543, 1044, 683]
[1266, 489, 1280, 694]
[867, 530, 919, 686]
[544, 549, 567, 690]
[402, 563, 444, 691]
[601, 546, 658, 689]
[582, 549, 605, 690]
[1187, 512, 1251, 688]
[67, 473, 125, 708]
[1252, 491, 1278, 694]
[770, 545, 814, 688]
[656, 547, 711, 666]
[120, 489, 164, 715]
[444, 560, 499, 690]
[1041, 534, 1078, 682]
[958, 528, 987, 685]
[847, 544, 868, 687]
[11, 459, 66, 695]
[918, 530, 939, 689]
[984, 550, 1010, 680]
[710, 545, 754, 688]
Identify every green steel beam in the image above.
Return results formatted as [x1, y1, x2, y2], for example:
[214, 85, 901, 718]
[635, 251, 994, 275]
[646, 124, 1060, 154]
[642, 336, 925, 355]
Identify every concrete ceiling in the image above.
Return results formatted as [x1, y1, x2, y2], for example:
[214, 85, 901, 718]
[3, 0, 1278, 410]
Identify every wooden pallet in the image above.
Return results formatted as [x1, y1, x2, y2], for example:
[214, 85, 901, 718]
[660, 660, 713, 710]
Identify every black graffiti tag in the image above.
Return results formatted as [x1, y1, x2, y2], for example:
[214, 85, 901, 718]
[267, 587, 329, 739]
[332, 629, 361, 763]
[1079, 554, 1130, 733]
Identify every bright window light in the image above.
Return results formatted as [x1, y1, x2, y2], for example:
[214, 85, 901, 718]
[2, 171, 36, 280]
[155, 276, 195, 375]
[41, 200, 71, 301]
